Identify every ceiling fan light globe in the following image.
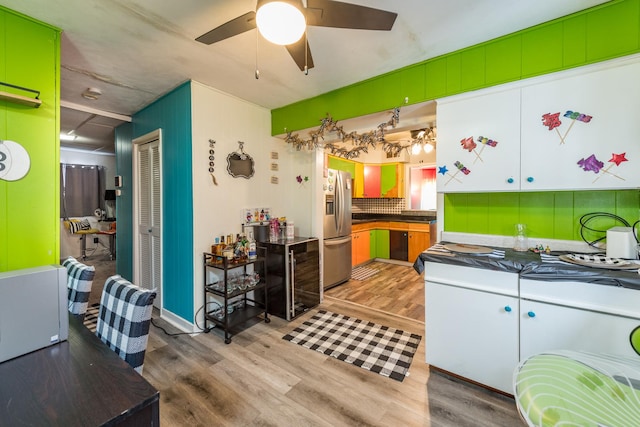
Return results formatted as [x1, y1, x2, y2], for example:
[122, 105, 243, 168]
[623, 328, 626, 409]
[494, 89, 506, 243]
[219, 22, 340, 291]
[411, 143, 422, 155]
[423, 143, 434, 154]
[256, 1, 306, 45]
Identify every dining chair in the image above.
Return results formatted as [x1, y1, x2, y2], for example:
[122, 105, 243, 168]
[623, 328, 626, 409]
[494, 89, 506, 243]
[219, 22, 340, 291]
[62, 256, 95, 319]
[95, 275, 156, 374]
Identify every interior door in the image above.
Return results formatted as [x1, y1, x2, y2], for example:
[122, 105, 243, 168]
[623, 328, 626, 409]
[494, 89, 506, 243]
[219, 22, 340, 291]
[134, 135, 162, 308]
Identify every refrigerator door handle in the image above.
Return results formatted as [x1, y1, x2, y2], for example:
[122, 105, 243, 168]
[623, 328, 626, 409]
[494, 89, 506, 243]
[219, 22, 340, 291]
[324, 235, 352, 246]
[289, 250, 296, 319]
[335, 172, 342, 235]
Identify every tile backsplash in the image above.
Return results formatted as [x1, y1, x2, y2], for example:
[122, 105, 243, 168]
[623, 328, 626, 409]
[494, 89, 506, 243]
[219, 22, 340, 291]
[352, 198, 406, 214]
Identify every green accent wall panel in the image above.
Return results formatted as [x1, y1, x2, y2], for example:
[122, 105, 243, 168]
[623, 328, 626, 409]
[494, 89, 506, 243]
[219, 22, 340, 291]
[519, 192, 556, 238]
[485, 35, 522, 85]
[446, 53, 462, 95]
[586, 0, 640, 62]
[486, 193, 520, 236]
[272, 0, 640, 134]
[424, 57, 447, 99]
[459, 46, 486, 92]
[521, 23, 564, 77]
[401, 63, 427, 102]
[563, 15, 588, 67]
[552, 191, 575, 240]
[445, 190, 640, 242]
[0, 8, 60, 271]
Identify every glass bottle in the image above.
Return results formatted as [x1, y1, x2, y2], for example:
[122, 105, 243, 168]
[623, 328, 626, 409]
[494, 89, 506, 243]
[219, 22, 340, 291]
[248, 231, 257, 260]
[514, 223, 528, 252]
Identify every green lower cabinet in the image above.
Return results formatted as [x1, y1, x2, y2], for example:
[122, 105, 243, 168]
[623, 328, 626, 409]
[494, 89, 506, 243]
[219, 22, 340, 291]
[372, 229, 390, 259]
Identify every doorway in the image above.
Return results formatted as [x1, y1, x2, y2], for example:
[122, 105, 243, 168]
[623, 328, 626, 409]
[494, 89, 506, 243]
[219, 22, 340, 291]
[133, 130, 163, 309]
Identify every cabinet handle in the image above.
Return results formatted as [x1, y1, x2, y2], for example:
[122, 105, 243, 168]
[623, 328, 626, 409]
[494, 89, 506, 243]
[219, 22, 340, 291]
[507, 178, 514, 184]
[527, 311, 536, 318]
[527, 177, 534, 183]
[504, 305, 512, 312]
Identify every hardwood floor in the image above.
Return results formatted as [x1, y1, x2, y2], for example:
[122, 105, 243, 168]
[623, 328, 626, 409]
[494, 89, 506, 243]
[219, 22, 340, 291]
[143, 299, 522, 426]
[324, 260, 425, 322]
[90, 256, 523, 425]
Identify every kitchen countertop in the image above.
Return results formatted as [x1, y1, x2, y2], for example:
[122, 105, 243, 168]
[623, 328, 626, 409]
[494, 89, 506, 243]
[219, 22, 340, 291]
[414, 242, 640, 290]
[352, 212, 437, 223]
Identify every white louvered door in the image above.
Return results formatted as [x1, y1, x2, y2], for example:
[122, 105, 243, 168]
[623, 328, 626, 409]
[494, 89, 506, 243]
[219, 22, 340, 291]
[134, 136, 162, 308]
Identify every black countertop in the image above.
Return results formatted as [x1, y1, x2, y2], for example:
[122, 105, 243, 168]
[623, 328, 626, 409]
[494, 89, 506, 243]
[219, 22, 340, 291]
[414, 242, 640, 290]
[352, 213, 437, 223]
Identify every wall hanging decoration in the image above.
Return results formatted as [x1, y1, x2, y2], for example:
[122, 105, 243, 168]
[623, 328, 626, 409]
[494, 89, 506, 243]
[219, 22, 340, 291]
[208, 139, 218, 185]
[542, 110, 592, 145]
[0, 140, 31, 181]
[296, 175, 309, 187]
[227, 141, 255, 179]
[284, 107, 436, 159]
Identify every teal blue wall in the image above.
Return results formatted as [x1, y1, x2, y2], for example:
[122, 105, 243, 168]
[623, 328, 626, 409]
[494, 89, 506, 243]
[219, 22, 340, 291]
[114, 122, 133, 279]
[116, 81, 194, 322]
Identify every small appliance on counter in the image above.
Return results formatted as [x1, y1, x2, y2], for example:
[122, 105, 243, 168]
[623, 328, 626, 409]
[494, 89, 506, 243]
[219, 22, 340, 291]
[606, 226, 638, 259]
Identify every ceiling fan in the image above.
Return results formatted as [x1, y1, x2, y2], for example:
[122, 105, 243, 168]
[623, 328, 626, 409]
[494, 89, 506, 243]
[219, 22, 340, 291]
[195, 0, 398, 73]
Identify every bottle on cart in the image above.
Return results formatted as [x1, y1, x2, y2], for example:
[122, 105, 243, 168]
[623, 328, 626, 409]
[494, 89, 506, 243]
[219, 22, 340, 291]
[248, 231, 257, 260]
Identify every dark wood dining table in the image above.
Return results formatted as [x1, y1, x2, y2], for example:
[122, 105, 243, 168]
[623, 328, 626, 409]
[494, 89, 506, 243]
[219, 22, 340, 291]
[0, 314, 159, 426]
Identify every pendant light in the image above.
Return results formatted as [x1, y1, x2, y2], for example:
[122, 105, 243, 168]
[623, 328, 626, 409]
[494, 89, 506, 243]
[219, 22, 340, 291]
[256, 0, 306, 46]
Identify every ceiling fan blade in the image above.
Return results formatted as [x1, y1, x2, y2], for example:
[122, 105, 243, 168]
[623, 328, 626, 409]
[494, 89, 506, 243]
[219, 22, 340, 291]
[285, 38, 315, 72]
[305, 0, 397, 30]
[196, 11, 257, 45]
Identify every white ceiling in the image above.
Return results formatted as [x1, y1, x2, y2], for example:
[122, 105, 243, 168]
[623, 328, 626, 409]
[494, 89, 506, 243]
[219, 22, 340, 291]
[1, 0, 609, 153]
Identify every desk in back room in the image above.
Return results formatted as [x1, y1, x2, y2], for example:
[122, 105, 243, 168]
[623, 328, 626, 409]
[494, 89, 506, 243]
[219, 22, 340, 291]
[0, 314, 159, 426]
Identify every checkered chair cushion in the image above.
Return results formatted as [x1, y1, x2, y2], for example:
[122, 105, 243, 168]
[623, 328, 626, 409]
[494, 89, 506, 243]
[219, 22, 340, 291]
[62, 256, 95, 317]
[95, 275, 156, 374]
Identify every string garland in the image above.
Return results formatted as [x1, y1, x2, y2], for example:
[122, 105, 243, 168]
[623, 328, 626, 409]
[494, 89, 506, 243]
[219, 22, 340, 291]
[284, 107, 435, 159]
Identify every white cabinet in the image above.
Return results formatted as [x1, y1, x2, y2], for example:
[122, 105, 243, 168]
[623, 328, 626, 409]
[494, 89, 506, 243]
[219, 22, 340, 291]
[519, 278, 640, 361]
[520, 58, 640, 191]
[436, 88, 521, 192]
[424, 262, 519, 394]
[436, 56, 640, 192]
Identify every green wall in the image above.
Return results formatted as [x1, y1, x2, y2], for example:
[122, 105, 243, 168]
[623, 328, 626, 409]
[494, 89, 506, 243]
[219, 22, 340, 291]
[272, 0, 639, 133]
[273, 0, 640, 241]
[0, 7, 60, 271]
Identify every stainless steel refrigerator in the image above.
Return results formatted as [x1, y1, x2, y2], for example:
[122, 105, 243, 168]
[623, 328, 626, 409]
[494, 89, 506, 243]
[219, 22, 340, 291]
[323, 169, 352, 290]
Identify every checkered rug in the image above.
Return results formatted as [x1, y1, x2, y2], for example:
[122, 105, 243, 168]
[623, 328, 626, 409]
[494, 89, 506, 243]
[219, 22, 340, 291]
[83, 302, 100, 333]
[350, 266, 378, 281]
[283, 310, 422, 381]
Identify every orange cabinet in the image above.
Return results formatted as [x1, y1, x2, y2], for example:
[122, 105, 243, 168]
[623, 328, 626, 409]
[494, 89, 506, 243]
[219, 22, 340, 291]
[408, 231, 430, 262]
[351, 230, 371, 266]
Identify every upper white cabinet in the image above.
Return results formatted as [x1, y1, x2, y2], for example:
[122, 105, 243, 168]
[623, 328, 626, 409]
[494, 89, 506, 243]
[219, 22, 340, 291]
[437, 55, 640, 192]
[436, 88, 521, 192]
[520, 59, 640, 191]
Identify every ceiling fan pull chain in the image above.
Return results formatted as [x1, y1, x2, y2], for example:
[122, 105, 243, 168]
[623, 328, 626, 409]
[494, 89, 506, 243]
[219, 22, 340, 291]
[255, 27, 260, 80]
[304, 28, 309, 76]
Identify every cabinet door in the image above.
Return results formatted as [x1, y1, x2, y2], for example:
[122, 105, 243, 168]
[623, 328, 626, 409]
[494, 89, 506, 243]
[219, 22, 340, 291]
[363, 165, 381, 197]
[520, 300, 640, 362]
[351, 231, 370, 266]
[368, 230, 376, 260]
[436, 88, 521, 192]
[380, 163, 399, 197]
[408, 231, 430, 263]
[520, 59, 640, 191]
[353, 162, 364, 198]
[425, 281, 519, 394]
[373, 229, 389, 259]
